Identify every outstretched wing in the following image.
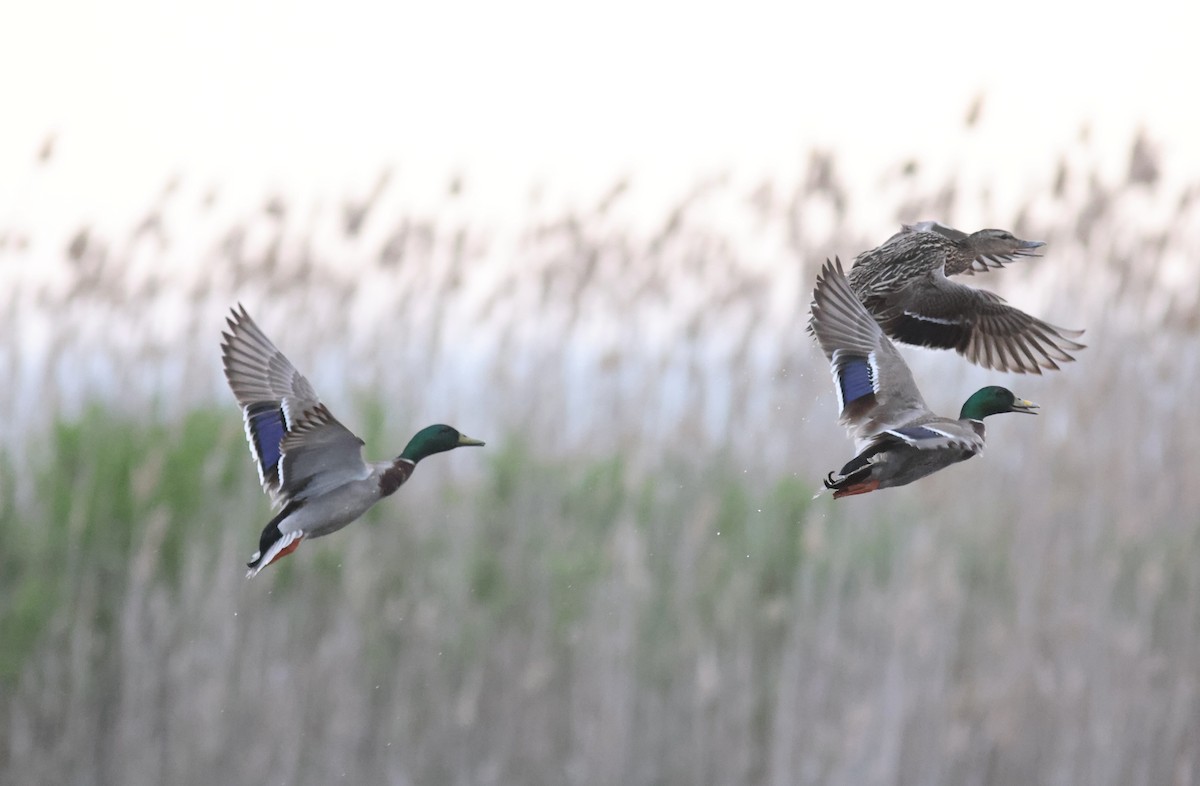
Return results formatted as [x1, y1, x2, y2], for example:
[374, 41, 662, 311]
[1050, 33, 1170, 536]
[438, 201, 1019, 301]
[221, 305, 367, 504]
[873, 272, 1086, 374]
[809, 258, 931, 450]
[278, 404, 370, 502]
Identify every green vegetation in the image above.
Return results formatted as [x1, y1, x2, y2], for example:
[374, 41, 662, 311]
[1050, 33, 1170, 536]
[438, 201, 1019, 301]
[3, 399, 1199, 785]
[3, 131, 1200, 784]
[0, 410, 240, 682]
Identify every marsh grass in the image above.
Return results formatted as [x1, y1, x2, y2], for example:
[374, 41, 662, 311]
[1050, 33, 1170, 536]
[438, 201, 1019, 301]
[3, 129, 1200, 784]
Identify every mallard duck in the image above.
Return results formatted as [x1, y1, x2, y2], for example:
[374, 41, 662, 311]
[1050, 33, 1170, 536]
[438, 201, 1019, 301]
[221, 305, 484, 577]
[846, 222, 1085, 373]
[893, 221, 1036, 275]
[810, 259, 1038, 498]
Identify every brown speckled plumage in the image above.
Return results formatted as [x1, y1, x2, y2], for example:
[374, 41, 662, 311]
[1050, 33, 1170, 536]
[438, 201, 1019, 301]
[845, 223, 1085, 374]
[809, 259, 1039, 498]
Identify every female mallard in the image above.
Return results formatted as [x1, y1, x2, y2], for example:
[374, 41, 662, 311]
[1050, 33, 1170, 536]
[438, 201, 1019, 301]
[221, 305, 484, 577]
[847, 222, 1085, 373]
[810, 259, 1038, 498]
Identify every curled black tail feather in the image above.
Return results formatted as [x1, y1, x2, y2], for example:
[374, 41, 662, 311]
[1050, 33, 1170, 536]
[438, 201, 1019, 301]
[248, 500, 303, 569]
[824, 441, 889, 491]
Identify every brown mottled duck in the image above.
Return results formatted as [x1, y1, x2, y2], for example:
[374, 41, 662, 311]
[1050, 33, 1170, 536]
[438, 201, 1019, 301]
[846, 222, 1085, 373]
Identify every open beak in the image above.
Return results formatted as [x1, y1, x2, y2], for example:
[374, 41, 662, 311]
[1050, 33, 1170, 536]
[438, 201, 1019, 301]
[1011, 398, 1039, 414]
[457, 434, 486, 447]
[1015, 239, 1046, 257]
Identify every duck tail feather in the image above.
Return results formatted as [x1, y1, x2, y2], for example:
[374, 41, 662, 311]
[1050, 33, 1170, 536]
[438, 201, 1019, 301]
[245, 529, 305, 579]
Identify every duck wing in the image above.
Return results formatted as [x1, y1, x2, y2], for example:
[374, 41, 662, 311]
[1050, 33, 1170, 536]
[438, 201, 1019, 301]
[221, 304, 368, 504]
[278, 403, 370, 502]
[810, 258, 932, 450]
[871, 271, 1085, 374]
[879, 417, 985, 453]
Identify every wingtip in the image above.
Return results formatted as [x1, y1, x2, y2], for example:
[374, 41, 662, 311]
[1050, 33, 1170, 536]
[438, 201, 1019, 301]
[227, 303, 253, 328]
[813, 256, 844, 290]
[225, 305, 245, 333]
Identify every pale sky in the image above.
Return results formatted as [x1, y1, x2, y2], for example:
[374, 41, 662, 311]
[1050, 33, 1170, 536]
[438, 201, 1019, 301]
[2, 0, 1198, 229]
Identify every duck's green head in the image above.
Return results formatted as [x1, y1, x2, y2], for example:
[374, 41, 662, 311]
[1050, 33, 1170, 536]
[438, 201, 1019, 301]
[960, 386, 1039, 420]
[401, 425, 485, 462]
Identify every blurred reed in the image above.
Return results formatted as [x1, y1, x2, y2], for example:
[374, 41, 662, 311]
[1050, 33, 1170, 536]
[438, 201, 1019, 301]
[1, 128, 1199, 785]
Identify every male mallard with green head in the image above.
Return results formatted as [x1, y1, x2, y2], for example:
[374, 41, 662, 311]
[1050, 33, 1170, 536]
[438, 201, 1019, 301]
[221, 305, 484, 577]
[847, 222, 1085, 373]
[810, 259, 1038, 498]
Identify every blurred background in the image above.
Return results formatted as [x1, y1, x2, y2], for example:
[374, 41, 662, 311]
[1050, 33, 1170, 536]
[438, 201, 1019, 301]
[3, 2, 1199, 784]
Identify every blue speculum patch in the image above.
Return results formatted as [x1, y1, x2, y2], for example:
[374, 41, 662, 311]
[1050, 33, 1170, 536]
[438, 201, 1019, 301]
[893, 425, 942, 442]
[246, 401, 286, 477]
[839, 356, 874, 405]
